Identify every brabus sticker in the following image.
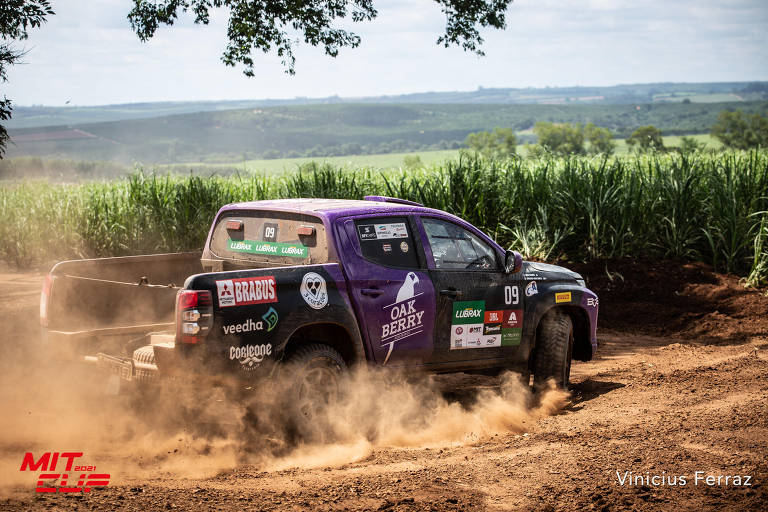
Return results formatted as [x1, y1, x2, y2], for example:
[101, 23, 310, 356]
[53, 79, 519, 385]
[555, 291, 572, 303]
[587, 297, 599, 307]
[525, 281, 538, 296]
[227, 239, 308, 258]
[230, 343, 272, 370]
[262, 307, 279, 331]
[381, 272, 425, 364]
[300, 272, 328, 309]
[216, 276, 277, 308]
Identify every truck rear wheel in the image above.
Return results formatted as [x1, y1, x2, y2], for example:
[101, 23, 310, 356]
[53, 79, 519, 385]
[532, 308, 573, 391]
[283, 343, 347, 420]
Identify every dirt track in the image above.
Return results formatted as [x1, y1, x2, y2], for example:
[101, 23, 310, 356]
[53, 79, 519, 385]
[1, 262, 766, 511]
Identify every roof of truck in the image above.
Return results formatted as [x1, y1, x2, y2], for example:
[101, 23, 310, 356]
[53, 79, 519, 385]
[221, 198, 429, 217]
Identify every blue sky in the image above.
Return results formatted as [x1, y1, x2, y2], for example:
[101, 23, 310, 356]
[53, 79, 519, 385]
[5, 0, 768, 106]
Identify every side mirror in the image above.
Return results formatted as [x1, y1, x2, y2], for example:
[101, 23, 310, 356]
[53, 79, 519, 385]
[504, 250, 523, 274]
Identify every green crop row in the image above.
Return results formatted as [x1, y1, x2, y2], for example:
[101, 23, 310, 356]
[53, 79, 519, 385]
[1, 150, 767, 285]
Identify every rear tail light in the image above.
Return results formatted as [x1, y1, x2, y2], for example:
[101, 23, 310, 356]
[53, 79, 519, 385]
[40, 274, 54, 327]
[175, 290, 213, 344]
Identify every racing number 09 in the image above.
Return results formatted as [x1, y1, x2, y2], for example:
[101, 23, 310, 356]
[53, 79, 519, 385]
[504, 285, 519, 305]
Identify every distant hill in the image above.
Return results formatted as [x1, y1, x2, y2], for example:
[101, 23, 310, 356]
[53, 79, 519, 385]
[7, 100, 767, 165]
[7, 81, 768, 129]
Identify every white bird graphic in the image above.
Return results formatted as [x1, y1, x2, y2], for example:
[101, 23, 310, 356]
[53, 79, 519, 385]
[395, 272, 419, 303]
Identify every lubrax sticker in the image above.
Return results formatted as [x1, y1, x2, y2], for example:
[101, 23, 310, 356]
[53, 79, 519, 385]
[227, 239, 308, 258]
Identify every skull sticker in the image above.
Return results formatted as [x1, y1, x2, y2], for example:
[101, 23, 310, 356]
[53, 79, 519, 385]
[300, 272, 328, 309]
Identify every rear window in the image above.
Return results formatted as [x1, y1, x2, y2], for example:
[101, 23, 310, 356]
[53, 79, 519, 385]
[209, 210, 330, 266]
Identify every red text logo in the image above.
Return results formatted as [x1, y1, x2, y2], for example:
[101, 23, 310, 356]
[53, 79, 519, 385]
[19, 452, 110, 493]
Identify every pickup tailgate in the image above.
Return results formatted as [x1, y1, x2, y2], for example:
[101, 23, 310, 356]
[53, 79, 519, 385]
[42, 252, 202, 356]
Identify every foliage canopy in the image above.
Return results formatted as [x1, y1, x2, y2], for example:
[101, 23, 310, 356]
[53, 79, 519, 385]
[128, 0, 513, 76]
[0, 0, 54, 157]
[532, 122, 586, 156]
[626, 125, 664, 151]
[464, 127, 517, 158]
[711, 109, 768, 149]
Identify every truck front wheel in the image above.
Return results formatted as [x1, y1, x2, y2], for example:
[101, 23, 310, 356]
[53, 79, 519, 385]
[532, 308, 573, 391]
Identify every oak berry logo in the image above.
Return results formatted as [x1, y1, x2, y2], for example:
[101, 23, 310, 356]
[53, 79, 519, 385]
[19, 452, 110, 493]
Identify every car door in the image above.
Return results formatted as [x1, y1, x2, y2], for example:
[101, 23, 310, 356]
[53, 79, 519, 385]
[417, 216, 526, 365]
[336, 214, 436, 366]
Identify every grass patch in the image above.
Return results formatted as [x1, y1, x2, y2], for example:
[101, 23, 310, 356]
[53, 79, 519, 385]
[2, 151, 766, 285]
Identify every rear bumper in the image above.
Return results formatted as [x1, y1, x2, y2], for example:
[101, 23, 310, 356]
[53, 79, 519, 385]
[94, 352, 159, 383]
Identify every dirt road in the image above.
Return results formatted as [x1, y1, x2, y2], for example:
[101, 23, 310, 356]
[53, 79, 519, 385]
[1, 261, 766, 511]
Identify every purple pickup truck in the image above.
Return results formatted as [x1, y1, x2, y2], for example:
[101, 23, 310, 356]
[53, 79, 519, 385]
[41, 196, 598, 396]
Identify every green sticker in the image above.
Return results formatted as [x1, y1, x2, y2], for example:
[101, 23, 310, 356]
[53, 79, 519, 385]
[452, 300, 485, 325]
[228, 239, 308, 258]
[501, 328, 522, 346]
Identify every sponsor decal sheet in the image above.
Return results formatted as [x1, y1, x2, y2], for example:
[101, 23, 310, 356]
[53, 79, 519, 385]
[450, 300, 523, 349]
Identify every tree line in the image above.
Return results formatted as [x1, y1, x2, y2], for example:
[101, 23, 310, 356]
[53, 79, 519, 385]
[464, 110, 768, 157]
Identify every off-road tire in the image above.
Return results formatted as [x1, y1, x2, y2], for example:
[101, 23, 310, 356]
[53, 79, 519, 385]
[532, 308, 573, 391]
[282, 343, 347, 424]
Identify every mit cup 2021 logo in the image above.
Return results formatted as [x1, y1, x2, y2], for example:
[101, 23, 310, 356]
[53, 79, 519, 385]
[19, 452, 110, 493]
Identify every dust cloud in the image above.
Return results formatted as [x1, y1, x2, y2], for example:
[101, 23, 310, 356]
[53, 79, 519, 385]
[252, 368, 568, 471]
[0, 350, 567, 493]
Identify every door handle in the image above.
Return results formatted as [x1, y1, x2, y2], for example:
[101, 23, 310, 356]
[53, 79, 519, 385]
[439, 289, 462, 298]
[361, 288, 384, 297]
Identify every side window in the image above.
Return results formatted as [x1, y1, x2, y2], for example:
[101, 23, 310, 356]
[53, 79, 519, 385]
[422, 217, 499, 270]
[354, 217, 420, 268]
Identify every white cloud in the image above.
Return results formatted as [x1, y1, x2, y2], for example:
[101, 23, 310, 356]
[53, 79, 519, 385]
[5, 0, 768, 105]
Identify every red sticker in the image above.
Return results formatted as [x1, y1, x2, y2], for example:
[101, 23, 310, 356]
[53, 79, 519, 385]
[484, 310, 503, 323]
[216, 276, 277, 307]
[503, 309, 523, 328]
